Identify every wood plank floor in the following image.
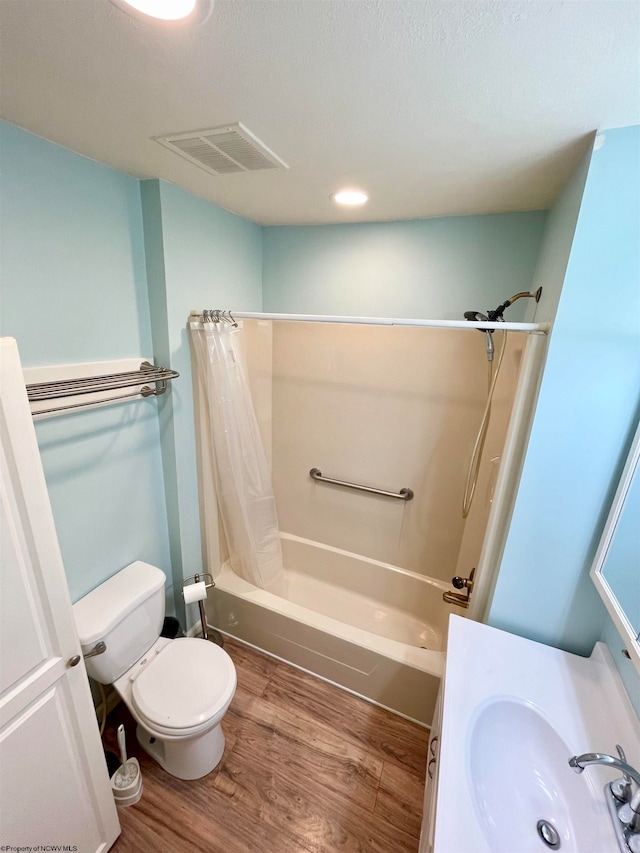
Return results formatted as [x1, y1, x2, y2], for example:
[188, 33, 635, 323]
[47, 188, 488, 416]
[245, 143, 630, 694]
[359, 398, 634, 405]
[104, 637, 429, 853]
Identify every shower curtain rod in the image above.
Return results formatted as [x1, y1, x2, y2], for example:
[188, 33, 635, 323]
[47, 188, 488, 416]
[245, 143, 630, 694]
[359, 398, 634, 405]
[189, 310, 549, 333]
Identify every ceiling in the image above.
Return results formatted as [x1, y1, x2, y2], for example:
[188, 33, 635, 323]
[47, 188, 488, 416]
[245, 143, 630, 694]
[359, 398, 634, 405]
[0, 0, 638, 225]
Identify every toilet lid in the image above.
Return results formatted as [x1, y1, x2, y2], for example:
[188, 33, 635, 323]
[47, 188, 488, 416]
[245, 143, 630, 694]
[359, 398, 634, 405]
[131, 638, 236, 731]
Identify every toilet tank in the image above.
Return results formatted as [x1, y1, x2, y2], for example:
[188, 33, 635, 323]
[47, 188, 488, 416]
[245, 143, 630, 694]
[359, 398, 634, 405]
[73, 561, 166, 684]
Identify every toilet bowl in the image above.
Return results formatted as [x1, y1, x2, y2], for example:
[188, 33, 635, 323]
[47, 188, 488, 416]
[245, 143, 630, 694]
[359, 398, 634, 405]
[73, 561, 237, 780]
[114, 635, 236, 779]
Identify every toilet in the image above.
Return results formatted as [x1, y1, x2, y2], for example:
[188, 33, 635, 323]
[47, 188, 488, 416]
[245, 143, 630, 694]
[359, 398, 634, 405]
[73, 560, 237, 780]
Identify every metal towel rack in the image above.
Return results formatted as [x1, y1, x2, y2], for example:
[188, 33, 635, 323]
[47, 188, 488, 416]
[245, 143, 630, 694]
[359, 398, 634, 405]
[309, 468, 414, 501]
[26, 361, 179, 416]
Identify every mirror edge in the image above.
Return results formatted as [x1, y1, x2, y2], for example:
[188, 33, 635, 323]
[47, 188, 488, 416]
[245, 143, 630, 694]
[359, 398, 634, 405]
[590, 418, 640, 675]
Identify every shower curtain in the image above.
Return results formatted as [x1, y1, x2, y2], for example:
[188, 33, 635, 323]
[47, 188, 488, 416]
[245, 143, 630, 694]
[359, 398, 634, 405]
[191, 320, 284, 594]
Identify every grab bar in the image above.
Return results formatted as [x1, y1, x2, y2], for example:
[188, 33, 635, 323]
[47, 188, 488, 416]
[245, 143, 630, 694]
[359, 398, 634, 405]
[309, 468, 414, 501]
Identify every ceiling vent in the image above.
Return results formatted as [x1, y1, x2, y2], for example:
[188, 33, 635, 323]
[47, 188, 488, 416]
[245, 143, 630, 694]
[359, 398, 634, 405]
[154, 123, 288, 176]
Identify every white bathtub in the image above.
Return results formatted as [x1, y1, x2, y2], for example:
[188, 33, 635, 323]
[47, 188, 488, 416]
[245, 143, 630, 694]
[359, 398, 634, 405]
[211, 533, 465, 726]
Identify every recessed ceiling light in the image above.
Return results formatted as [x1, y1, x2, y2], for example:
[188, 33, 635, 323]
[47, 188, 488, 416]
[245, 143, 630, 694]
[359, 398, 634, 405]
[110, 0, 213, 23]
[331, 189, 369, 206]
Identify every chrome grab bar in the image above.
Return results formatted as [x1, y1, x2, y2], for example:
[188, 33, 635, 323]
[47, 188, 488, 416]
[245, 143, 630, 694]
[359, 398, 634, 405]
[309, 468, 414, 501]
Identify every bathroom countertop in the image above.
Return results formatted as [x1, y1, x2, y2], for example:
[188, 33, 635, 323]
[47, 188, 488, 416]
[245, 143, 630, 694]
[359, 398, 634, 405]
[434, 615, 640, 853]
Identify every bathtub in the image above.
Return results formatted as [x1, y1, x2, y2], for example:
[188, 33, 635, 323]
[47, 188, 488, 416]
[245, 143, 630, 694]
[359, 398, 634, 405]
[211, 533, 465, 726]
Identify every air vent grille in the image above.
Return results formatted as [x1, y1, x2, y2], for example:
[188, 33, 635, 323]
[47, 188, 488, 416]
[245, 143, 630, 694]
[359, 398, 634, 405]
[154, 123, 288, 176]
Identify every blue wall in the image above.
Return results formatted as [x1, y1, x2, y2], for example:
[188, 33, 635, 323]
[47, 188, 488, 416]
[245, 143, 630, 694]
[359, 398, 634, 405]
[0, 122, 262, 624]
[602, 617, 640, 717]
[263, 212, 547, 320]
[0, 122, 150, 364]
[0, 120, 172, 604]
[140, 180, 263, 623]
[489, 128, 640, 685]
[526, 147, 592, 325]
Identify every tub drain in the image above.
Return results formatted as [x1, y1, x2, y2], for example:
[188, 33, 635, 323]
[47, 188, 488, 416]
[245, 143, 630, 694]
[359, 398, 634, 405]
[537, 820, 560, 850]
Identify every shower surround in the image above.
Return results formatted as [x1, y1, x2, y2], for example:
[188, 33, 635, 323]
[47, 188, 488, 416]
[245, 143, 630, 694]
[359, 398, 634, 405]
[198, 320, 524, 724]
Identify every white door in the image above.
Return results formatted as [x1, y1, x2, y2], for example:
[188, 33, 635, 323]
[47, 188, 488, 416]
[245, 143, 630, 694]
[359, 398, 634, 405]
[0, 338, 120, 852]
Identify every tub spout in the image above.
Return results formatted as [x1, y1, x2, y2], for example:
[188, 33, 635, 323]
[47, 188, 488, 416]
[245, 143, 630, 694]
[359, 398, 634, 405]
[442, 590, 470, 608]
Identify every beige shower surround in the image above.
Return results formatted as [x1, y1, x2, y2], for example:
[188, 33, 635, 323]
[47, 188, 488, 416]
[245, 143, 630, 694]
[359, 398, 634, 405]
[247, 321, 523, 584]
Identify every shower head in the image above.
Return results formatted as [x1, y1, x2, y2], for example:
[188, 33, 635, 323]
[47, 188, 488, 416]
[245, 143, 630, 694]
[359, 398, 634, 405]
[464, 311, 494, 361]
[464, 311, 489, 323]
[464, 288, 543, 362]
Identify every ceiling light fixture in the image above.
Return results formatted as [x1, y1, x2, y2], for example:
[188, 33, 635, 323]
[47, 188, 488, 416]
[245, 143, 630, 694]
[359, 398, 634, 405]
[110, 0, 213, 23]
[331, 189, 369, 206]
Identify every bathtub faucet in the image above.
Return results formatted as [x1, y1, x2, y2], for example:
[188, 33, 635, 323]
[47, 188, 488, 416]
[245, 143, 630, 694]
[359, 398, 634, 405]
[442, 569, 474, 609]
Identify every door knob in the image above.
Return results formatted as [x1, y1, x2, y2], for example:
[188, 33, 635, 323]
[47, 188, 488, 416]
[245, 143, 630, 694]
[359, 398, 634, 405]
[67, 654, 81, 668]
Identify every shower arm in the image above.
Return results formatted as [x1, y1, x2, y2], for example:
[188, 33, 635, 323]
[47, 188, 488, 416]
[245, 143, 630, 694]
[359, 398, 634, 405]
[487, 288, 542, 322]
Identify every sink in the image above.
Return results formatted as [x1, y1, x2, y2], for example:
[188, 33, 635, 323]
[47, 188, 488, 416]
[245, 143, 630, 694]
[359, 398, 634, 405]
[432, 617, 640, 853]
[468, 699, 610, 852]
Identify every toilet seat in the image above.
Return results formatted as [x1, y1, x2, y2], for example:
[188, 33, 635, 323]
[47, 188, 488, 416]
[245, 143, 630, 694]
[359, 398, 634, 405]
[131, 638, 236, 736]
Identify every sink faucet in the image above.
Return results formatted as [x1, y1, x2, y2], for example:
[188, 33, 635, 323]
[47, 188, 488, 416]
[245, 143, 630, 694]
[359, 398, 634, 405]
[569, 752, 640, 788]
[569, 747, 640, 843]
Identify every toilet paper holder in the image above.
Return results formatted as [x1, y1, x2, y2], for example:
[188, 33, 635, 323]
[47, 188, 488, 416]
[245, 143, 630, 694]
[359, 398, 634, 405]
[183, 572, 215, 593]
[182, 573, 224, 648]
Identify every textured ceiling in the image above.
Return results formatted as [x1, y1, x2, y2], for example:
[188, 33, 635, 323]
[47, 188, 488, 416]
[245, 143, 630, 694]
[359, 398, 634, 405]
[0, 0, 638, 224]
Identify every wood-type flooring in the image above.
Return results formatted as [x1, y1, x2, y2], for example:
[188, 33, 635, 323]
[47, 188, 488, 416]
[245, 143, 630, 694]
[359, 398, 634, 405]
[104, 636, 430, 853]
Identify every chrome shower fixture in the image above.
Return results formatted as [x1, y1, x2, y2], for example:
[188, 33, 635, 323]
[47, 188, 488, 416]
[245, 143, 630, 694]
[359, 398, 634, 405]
[463, 288, 542, 361]
[464, 287, 542, 326]
[460, 286, 542, 519]
[463, 311, 495, 361]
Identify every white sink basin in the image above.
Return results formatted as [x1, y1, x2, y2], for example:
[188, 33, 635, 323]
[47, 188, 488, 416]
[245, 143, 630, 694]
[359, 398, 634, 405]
[469, 699, 601, 852]
[433, 617, 640, 853]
